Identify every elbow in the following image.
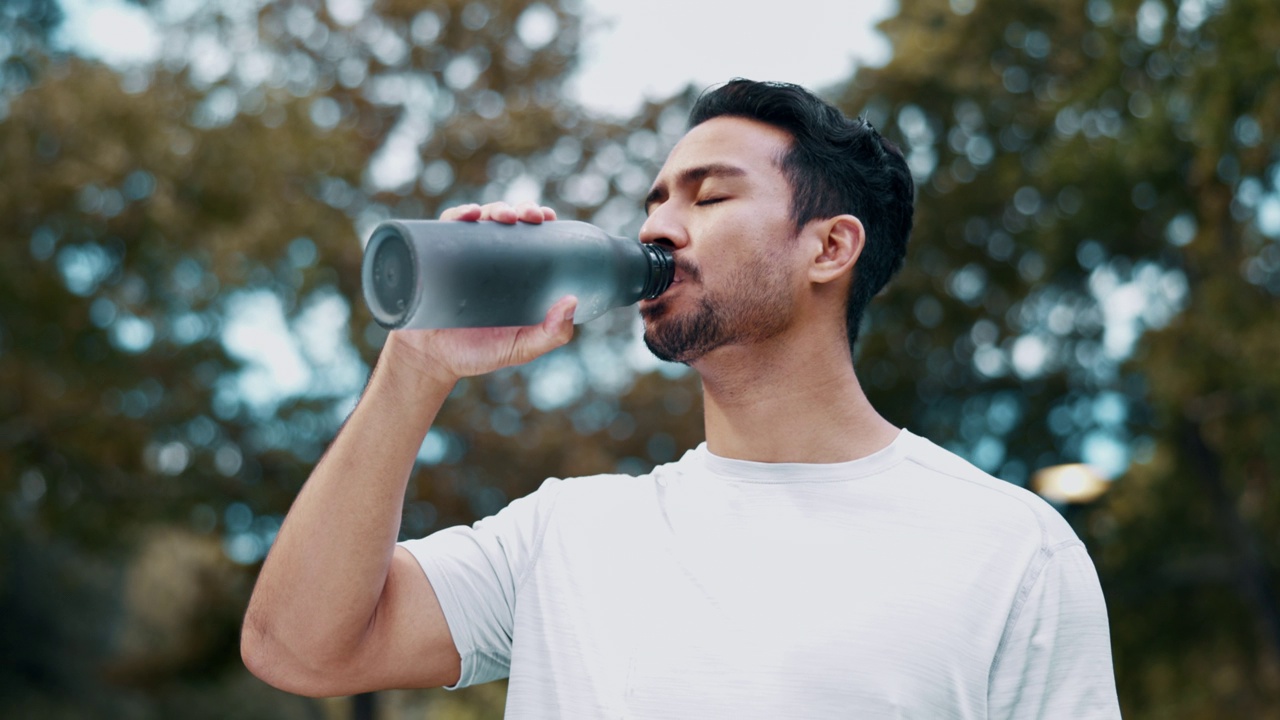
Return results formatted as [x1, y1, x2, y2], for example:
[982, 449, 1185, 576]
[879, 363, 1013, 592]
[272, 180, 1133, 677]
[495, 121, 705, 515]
[240, 614, 272, 684]
[241, 613, 340, 698]
[240, 613, 290, 692]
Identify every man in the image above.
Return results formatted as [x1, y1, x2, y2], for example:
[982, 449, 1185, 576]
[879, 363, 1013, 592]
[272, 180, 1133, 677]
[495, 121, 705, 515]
[242, 80, 1121, 718]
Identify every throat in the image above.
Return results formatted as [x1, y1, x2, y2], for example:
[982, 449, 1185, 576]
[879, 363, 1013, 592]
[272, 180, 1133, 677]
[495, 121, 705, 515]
[698, 360, 898, 464]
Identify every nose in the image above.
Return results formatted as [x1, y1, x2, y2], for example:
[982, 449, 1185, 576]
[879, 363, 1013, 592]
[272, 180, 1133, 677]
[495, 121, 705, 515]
[639, 203, 689, 251]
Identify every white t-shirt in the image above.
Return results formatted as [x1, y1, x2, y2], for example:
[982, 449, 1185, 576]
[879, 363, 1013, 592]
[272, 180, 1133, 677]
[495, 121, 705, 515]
[400, 429, 1121, 719]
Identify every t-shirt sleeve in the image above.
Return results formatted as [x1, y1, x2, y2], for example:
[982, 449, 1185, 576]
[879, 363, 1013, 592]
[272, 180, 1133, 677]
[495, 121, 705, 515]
[987, 542, 1122, 719]
[398, 477, 564, 689]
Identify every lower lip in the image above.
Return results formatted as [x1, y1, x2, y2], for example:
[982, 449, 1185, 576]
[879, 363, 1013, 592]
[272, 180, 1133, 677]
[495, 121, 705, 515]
[641, 291, 673, 311]
[645, 280, 681, 302]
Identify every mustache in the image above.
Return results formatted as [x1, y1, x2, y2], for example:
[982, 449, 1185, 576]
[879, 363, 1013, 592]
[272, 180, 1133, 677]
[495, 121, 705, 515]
[675, 257, 701, 282]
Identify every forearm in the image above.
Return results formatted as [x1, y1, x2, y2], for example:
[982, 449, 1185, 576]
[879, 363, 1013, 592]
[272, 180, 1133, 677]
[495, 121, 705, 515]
[244, 334, 454, 669]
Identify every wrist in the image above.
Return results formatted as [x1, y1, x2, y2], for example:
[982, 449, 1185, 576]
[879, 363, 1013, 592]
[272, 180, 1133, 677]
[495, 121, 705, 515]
[378, 332, 460, 398]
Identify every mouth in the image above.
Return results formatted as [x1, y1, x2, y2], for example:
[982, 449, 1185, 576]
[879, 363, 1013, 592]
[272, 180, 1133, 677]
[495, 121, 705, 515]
[640, 290, 672, 315]
[642, 259, 695, 310]
[642, 274, 684, 303]
[666, 269, 692, 288]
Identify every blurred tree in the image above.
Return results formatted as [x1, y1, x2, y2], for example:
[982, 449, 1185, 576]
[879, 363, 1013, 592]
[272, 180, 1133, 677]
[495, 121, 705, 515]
[0, 0, 60, 84]
[0, 0, 703, 716]
[14, 0, 1277, 716]
[840, 0, 1280, 715]
[0, 44, 367, 720]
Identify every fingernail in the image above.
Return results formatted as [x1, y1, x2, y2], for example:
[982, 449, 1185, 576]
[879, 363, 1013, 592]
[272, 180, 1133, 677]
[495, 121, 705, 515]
[562, 305, 576, 322]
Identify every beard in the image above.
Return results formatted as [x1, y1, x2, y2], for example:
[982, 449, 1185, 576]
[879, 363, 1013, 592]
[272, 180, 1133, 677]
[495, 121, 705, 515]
[642, 295, 729, 364]
[641, 254, 793, 364]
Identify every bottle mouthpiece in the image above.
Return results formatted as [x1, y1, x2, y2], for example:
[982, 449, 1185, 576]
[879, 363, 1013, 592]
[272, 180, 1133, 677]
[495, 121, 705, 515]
[641, 244, 675, 299]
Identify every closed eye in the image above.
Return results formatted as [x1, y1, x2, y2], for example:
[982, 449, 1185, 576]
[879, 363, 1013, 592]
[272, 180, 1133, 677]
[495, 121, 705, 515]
[695, 197, 728, 206]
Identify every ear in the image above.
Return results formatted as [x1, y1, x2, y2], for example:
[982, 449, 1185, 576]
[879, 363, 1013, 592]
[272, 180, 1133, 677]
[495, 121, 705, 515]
[807, 214, 864, 286]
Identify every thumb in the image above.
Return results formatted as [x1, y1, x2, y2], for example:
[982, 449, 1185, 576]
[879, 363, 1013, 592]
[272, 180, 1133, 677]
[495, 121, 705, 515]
[511, 296, 577, 364]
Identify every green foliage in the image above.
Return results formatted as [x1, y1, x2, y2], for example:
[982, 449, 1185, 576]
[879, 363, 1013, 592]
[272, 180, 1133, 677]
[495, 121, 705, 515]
[0, 0, 711, 714]
[2, 0, 1277, 716]
[843, 0, 1280, 714]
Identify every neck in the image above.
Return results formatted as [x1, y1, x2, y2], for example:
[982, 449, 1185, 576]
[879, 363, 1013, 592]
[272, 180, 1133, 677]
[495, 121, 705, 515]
[692, 327, 899, 464]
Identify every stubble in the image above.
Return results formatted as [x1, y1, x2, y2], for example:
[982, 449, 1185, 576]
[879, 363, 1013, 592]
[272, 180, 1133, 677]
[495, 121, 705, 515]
[642, 251, 794, 364]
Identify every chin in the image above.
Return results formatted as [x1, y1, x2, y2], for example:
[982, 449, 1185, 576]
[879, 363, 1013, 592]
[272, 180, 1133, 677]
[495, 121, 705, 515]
[642, 329, 693, 366]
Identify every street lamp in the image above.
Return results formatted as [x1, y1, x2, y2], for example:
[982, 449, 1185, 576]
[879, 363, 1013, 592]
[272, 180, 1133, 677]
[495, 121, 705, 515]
[1031, 463, 1110, 504]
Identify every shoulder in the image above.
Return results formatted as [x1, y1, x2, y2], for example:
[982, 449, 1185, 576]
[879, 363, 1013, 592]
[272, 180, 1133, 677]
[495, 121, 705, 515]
[547, 464, 669, 503]
[896, 430, 1080, 551]
[532, 450, 697, 519]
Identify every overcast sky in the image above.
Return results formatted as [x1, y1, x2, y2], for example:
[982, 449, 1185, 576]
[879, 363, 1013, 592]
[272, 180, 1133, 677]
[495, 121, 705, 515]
[55, 0, 894, 115]
[567, 0, 893, 115]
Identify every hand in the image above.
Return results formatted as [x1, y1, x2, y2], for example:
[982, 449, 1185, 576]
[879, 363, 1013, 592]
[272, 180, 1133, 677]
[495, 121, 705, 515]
[384, 202, 573, 387]
[439, 201, 558, 224]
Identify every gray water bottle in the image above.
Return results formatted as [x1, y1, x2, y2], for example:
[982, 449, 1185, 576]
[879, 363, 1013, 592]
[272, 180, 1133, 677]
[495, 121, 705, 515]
[362, 219, 675, 329]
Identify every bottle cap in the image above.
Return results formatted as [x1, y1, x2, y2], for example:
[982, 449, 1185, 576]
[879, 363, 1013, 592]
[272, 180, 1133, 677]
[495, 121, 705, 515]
[640, 244, 674, 299]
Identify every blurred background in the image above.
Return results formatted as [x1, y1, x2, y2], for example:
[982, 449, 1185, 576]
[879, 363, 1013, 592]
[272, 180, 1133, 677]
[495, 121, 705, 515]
[1, 0, 1278, 717]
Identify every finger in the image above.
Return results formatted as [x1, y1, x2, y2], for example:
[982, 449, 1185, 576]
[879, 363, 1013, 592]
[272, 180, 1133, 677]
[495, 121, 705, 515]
[511, 296, 577, 364]
[513, 202, 544, 224]
[479, 202, 518, 224]
[544, 295, 578, 343]
[439, 204, 482, 221]
[541, 206, 558, 222]
[549, 295, 577, 328]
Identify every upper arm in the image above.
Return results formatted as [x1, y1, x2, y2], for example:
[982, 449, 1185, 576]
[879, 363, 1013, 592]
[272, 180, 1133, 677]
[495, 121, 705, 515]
[987, 543, 1121, 719]
[269, 479, 563, 696]
[336, 547, 463, 693]
[242, 547, 461, 697]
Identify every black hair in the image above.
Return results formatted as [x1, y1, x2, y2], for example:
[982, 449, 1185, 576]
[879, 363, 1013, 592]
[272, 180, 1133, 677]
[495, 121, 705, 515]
[688, 79, 915, 354]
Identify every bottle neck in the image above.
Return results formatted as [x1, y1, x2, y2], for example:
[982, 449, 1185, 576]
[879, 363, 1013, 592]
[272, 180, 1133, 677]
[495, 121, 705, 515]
[640, 244, 675, 299]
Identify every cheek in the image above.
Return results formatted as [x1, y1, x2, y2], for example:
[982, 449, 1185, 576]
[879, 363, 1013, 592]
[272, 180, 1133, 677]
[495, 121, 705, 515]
[693, 217, 796, 281]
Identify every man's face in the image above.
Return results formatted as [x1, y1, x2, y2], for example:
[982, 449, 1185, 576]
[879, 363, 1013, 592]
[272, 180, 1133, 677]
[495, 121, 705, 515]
[638, 116, 804, 364]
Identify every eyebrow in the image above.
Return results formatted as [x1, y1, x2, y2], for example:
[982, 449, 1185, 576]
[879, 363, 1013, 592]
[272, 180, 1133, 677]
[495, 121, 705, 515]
[644, 162, 749, 212]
